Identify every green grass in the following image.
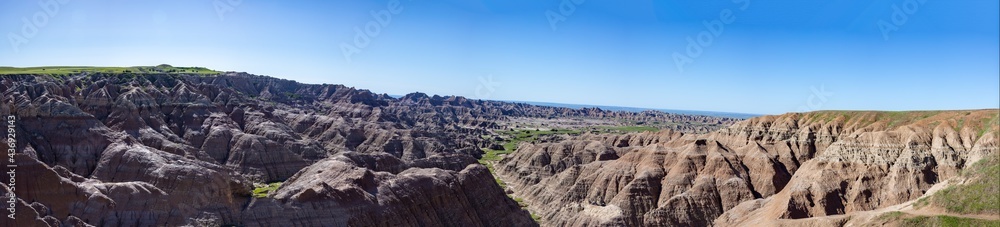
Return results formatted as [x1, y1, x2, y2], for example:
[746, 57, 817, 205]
[509, 195, 541, 222]
[252, 182, 282, 198]
[596, 125, 659, 133]
[492, 129, 581, 154]
[925, 156, 999, 215]
[477, 159, 507, 188]
[903, 215, 999, 227]
[879, 211, 907, 221]
[954, 118, 966, 134]
[880, 111, 937, 127]
[512, 197, 527, 207]
[806, 111, 1000, 135]
[880, 212, 1000, 227]
[884, 111, 911, 128]
[976, 114, 998, 139]
[0, 65, 221, 75]
[481, 147, 512, 162]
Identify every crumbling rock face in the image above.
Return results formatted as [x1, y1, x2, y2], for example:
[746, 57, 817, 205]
[242, 153, 537, 227]
[497, 133, 761, 226]
[0, 72, 735, 226]
[0, 143, 246, 227]
[715, 111, 999, 226]
[495, 110, 999, 226]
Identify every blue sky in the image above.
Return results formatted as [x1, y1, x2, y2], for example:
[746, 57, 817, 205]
[1, 0, 997, 114]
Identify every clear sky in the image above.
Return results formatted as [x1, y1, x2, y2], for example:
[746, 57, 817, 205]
[1, 0, 997, 114]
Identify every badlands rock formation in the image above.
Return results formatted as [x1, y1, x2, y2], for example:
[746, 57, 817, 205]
[242, 153, 537, 226]
[495, 110, 999, 226]
[0, 72, 736, 226]
[4, 71, 992, 227]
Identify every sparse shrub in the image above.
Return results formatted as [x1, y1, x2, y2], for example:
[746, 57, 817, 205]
[252, 182, 282, 198]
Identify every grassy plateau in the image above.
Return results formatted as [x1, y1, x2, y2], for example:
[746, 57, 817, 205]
[0, 65, 221, 75]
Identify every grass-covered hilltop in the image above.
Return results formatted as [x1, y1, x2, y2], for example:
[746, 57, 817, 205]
[0, 64, 221, 75]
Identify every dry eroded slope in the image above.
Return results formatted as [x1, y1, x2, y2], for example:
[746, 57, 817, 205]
[495, 110, 999, 226]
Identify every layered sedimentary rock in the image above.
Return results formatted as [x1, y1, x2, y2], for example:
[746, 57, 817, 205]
[6, 71, 989, 227]
[0, 72, 735, 226]
[715, 111, 999, 226]
[242, 153, 536, 227]
[495, 110, 999, 226]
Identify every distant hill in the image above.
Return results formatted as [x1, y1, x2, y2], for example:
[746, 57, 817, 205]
[385, 95, 759, 119]
[509, 100, 760, 119]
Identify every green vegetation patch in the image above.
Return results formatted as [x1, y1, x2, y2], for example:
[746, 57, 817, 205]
[880, 212, 1000, 227]
[862, 110, 938, 128]
[917, 156, 999, 215]
[252, 182, 283, 198]
[0, 65, 221, 75]
[977, 113, 999, 139]
[878, 211, 906, 221]
[494, 128, 581, 153]
[512, 197, 527, 207]
[905, 215, 999, 227]
[883, 111, 911, 128]
[596, 125, 659, 133]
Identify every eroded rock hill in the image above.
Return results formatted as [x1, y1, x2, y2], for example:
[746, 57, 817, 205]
[242, 153, 537, 226]
[495, 110, 999, 226]
[0, 72, 736, 226]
